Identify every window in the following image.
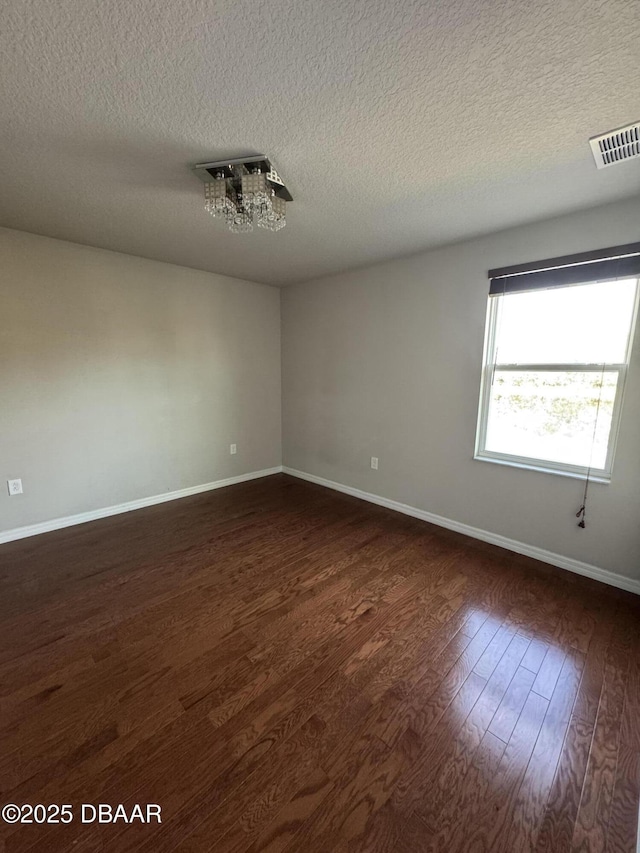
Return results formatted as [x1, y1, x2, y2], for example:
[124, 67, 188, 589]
[475, 244, 640, 482]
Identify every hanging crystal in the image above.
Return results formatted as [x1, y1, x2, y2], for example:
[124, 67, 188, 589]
[257, 193, 286, 231]
[226, 208, 254, 233]
[204, 179, 235, 218]
[240, 171, 271, 215]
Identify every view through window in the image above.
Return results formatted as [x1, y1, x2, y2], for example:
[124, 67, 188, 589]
[475, 277, 638, 479]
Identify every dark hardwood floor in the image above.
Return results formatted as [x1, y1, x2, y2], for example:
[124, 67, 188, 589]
[0, 473, 638, 852]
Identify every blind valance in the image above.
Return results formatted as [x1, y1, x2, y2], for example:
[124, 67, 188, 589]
[488, 242, 640, 295]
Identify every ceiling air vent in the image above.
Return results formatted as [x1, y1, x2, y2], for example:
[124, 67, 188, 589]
[589, 122, 640, 169]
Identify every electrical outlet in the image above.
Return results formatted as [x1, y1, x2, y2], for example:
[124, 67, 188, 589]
[370, 457, 378, 470]
[230, 444, 237, 455]
[7, 478, 23, 495]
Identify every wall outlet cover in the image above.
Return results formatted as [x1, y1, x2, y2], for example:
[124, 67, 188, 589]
[370, 457, 379, 470]
[230, 444, 237, 455]
[8, 479, 23, 495]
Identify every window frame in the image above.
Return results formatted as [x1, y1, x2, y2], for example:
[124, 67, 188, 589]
[474, 278, 639, 483]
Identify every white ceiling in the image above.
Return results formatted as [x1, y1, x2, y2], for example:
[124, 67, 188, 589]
[1, 0, 639, 286]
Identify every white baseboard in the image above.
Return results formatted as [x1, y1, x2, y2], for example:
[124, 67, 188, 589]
[283, 467, 640, 596]
[0, 466, 283, 545]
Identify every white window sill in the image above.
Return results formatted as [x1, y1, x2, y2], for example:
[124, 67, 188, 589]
[473, 452, 611, 484]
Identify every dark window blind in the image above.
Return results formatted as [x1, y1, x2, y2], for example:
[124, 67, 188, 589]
[488, 242, 640, 296]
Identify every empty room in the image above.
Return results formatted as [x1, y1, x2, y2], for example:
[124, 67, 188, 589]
[1, 0, 639, 850]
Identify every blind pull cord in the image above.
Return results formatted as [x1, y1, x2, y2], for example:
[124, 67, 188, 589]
[576, 363, 605, 529]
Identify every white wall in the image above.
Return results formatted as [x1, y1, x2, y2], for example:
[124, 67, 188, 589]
[281, 197, 640, 582]
[0, 228, 281, 533]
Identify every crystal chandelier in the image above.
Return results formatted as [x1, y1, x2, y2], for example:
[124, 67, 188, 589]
[195, 156, 292, 234]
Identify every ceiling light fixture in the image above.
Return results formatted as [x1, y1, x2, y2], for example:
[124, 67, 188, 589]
[193, 155, 292, 233]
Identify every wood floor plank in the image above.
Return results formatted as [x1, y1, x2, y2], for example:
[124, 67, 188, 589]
[505, 648, 585, 852]
[605, 746, 640, 853]
[571, 657, 629, 851]
[488, 664, 536, 744]
[425, 730, 508, 851]
[619, 643, 640, 751]
[572, 614, 615, 726]
[346, 801, 434, 852]
[532, 644, 566, 700]
[281, 729, 412, 851]
[240, 767, 334, 853]
[446, 689, 549, 852]
[389, 619, 506, 816]
[418, 631, 531, 829]
[521, 638, 548, 674]
[535, 714, 595, 853]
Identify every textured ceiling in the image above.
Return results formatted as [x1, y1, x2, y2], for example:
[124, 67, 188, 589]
[1, 0, 639, 286]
